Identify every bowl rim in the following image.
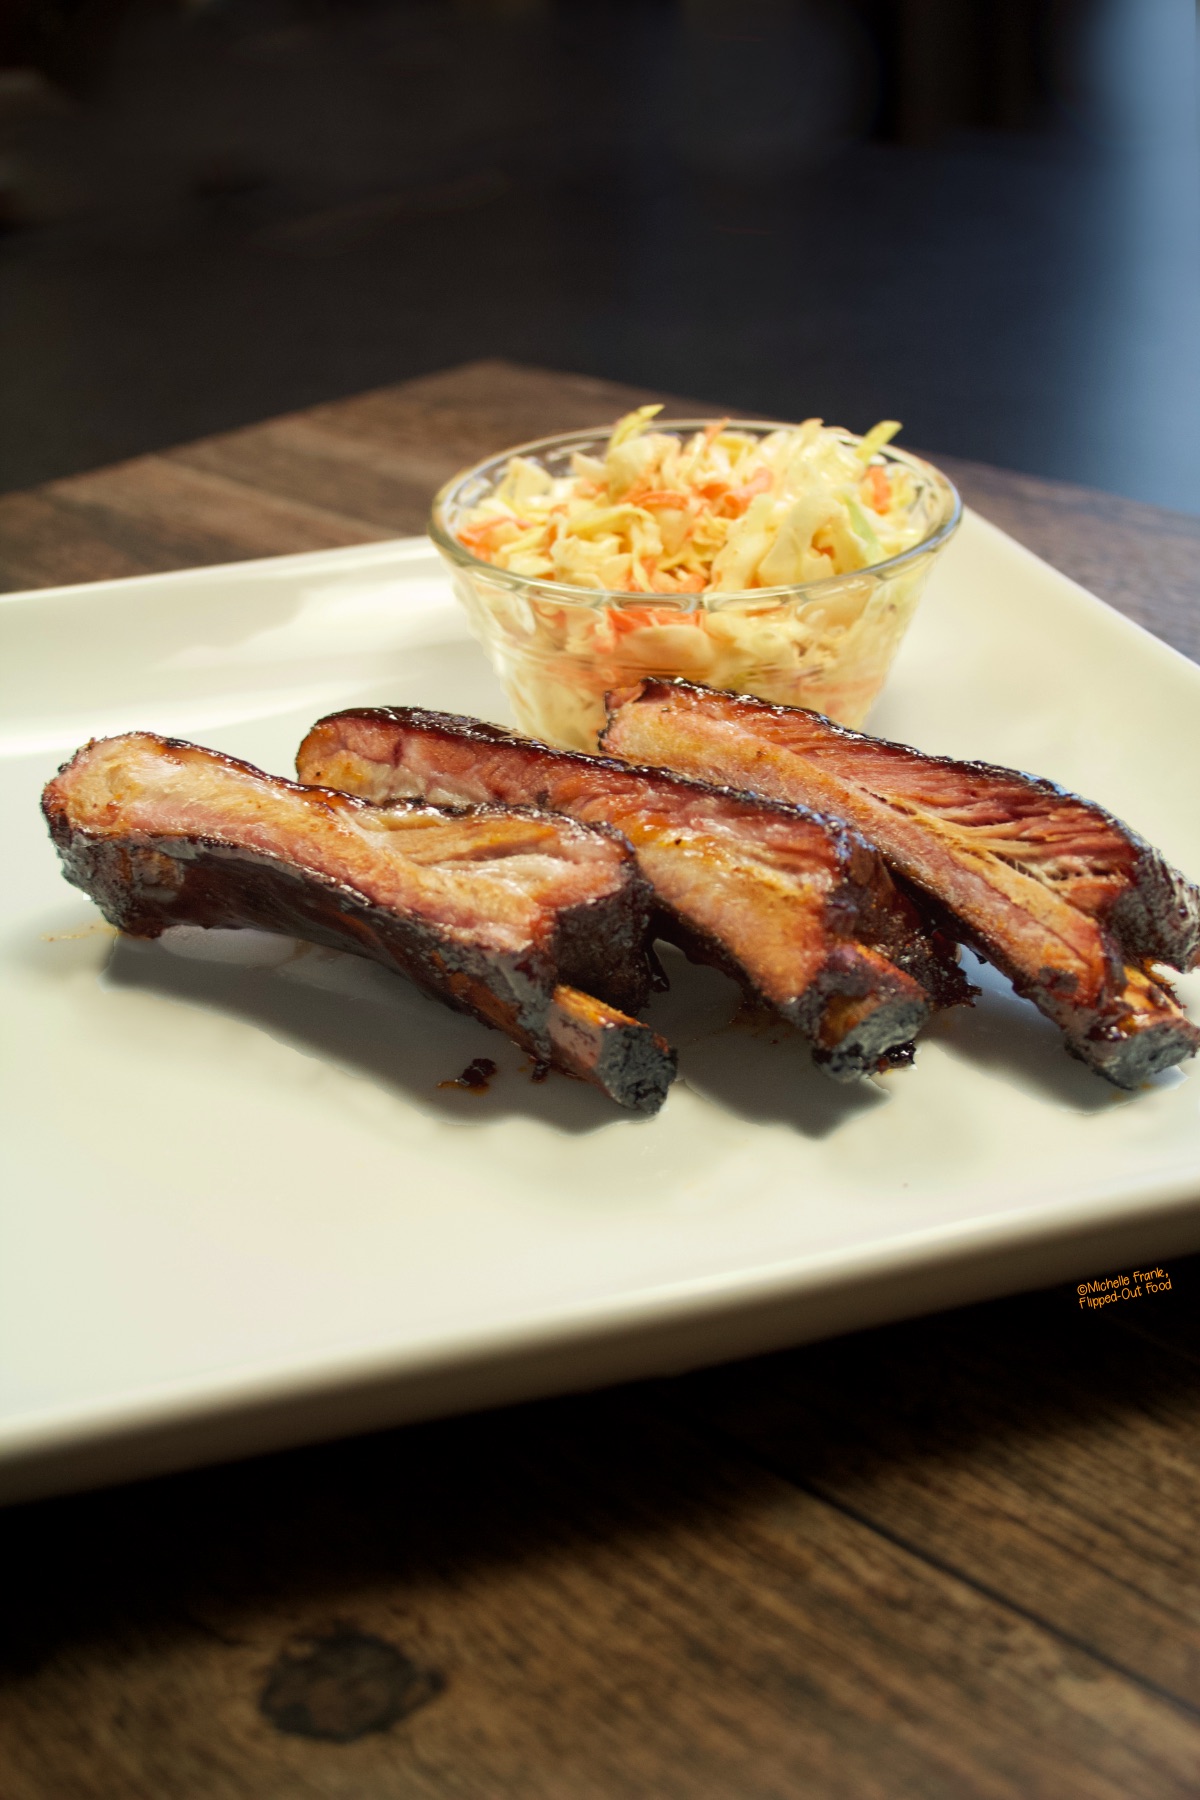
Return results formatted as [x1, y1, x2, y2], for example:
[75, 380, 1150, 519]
[429, 418, 963, 610]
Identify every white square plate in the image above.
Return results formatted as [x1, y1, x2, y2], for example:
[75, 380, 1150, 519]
[4, 516, 1200, 1503]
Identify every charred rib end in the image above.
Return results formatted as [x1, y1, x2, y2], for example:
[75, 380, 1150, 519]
[549, 986, 677, 1114]
[1066, 1015, 1200, 1090]
[810, 991, 930, 1082]
[1112, 852, 1200, 974]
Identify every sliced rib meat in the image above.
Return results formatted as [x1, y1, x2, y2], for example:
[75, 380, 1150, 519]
[297, 707, 972, 1081]
[42, 733, 674, 1112]
[602, 679, 1200, 1087]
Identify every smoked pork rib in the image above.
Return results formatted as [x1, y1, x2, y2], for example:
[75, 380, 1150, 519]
[297, 707, 972, 1081]
[602, 680, 1200, 1087]
[42, 733, 674, 1113]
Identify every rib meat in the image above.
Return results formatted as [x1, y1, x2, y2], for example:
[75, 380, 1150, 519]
[42, 733, 674, 1113]
[602, 679, 1200, 1087]
[297, 707, 972, 1081]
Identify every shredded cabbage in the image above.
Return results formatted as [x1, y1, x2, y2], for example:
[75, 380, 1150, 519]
[455, 408, 924, 593]
[443, 412, 955, 749]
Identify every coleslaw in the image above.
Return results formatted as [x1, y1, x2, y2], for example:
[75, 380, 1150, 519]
[433, 413, 960, 750]
[455, 408, 926, 593]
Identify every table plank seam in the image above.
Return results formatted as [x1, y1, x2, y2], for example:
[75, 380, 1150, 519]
[679, 1411, 1200, 1725]
[1113, 1317, 1200, 1371]
[75, 457, 400, 541]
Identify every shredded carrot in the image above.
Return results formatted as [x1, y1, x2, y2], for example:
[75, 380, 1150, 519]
[458, 517, 516, 560]
[649, 569, 706, 594]
[722, 467, 773, 516]
[863, 465, 892, 511]
[625, 487, 694, 511]
[610, 603, 700, 634]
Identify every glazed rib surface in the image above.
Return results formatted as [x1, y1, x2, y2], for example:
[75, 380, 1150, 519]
[602, 679, 1200, 1087]
[298, 707, 972, 1080]
[42, 733, 673, 1110]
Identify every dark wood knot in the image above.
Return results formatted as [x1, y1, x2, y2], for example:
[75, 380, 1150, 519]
[260, 1629, 444, 1743]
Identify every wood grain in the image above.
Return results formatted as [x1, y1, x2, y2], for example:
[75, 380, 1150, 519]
[0, 362, 669, 591]
[675, 1282, 1200, 1707]
[3, 1380, 1200, 1800]
[2, 359, 1199, 1799]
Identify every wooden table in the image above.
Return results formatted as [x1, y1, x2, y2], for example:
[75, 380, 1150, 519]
[2, 362, 1199, 1798]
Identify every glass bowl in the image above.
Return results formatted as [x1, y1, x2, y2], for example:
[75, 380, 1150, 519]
[429, 420, 962, 752]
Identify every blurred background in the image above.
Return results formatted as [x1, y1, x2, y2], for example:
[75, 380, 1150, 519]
[0, 0, 1196, 507]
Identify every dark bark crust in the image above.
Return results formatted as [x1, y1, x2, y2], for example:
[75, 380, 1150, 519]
[47, 826, 560, 1055]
